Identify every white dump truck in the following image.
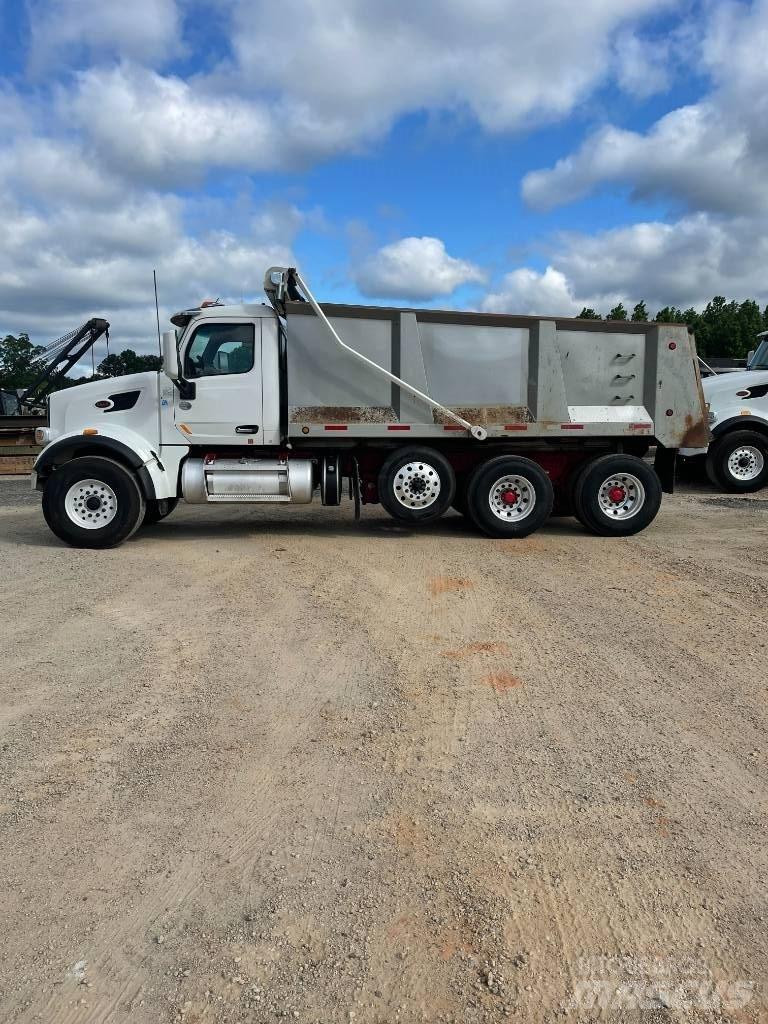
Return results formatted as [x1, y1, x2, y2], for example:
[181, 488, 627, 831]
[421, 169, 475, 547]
[681, 332, 768, 491]
[32, 268, 708, 548]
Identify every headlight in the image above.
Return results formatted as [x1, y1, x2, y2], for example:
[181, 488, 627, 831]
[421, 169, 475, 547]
[34, 427, 51, 445]
[707, 410, 717, 424]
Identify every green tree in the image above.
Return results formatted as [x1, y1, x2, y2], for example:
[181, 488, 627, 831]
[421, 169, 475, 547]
[577, 308, 602, 320]
[631, 301, 649, 322]
[0, 333, 47, 392]
[97, 350, 161, 377]
[697, 296, 741, 358]
[737, 300, 763, 356]
[607, 303, 628, 321]
[654, 306, 687, 324]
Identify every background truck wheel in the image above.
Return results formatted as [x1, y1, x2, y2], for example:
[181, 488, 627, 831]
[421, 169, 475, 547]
[42, 456, 146, 549]
[378, 446, 455, 524]
[466, 456, 553, 538]
[573, 454, 661, 537]
[707, 431, 768, 492]
[143, 497, 179, 526]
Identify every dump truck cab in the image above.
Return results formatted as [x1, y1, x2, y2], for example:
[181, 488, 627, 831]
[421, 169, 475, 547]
[167, 302, 282, 447]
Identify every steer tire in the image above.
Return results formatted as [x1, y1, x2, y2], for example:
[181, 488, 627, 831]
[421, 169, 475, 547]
[378, 446, 455, 524]
[465, 456, 553, 538]
[707, 430, 768, 493]
[42, 456, 146, 549]
[142, 497, 179, 526]
[573, 454, 661, 537]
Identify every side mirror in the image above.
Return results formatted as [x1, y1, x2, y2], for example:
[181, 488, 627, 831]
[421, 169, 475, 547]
[747, 349, 755, 367]
[162, 330, 179, 379]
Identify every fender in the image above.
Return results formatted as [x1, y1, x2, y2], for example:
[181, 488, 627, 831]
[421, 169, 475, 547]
[33, 425, 180, 500]
[682, 407, 768, 456]
[711, 413, 768, 438]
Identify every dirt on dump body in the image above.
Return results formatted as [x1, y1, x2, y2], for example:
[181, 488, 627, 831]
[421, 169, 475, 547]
[432, 405, 532, 425]
[0, 475, 766, 1023]
[289, 405, 398, 423]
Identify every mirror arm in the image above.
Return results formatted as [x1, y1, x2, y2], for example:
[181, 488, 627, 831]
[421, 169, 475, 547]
[177, 377, 196, 400]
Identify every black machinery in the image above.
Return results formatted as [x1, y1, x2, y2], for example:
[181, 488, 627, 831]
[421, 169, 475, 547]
[1, 318, 110, 417]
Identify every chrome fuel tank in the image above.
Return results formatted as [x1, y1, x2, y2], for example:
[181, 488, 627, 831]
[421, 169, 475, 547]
[181, 456, 313, 503]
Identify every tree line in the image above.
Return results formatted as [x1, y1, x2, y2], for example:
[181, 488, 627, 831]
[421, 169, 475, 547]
[578, 297, 768, 359]
[0, 332, 160, 394]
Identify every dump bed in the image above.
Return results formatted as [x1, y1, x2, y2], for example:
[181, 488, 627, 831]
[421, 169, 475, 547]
[283, 303, 709, 449]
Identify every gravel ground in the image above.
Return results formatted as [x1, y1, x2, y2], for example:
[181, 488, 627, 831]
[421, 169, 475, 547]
[1, 476, 766, 1023]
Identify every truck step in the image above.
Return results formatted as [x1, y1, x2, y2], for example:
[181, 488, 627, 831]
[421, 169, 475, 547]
[205, 493, 292, 502]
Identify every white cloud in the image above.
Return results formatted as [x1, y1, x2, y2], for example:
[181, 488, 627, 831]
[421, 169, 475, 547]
[27, 0, 181, 73]
[523, 0, 768, 215]
[60, 0, 674, 185]
[231, 0, 670, 131]
[482, 213, 768, 319]
[613, 29, 672, 99]
[0, 154, 300, 352]
[69, 67, 281, 185]
[354, 237, 485, 300]
[482, 267, 581, 316]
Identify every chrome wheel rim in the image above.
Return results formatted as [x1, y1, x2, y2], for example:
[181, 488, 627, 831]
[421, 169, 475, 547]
[597, 473, 645, 520]
[488, 474, 536, 522]
[727, 445, 764, 482]
[393, 461, 442, 509]
[64, 479, 118, 529]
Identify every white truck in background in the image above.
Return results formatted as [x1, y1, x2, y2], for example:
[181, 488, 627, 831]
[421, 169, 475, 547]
[32, 268, 709, 548]
[681, 332, 768, 491]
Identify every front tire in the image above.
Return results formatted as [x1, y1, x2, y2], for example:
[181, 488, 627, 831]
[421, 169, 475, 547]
[378, 446, 455, 524]
[707, 431, 768, 492]
[573, 454, 661, 536]
[42, 456, 146, 548]
[465, 456, 553, 538]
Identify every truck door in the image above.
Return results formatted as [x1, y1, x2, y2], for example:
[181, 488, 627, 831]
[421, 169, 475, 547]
[175, 318, 264, 446]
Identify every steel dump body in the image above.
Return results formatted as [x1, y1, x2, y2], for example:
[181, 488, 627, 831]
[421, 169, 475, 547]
[284, 302, 709, 449]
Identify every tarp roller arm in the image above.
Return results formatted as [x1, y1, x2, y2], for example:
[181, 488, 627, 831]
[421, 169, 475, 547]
[270, 268, 487, 441]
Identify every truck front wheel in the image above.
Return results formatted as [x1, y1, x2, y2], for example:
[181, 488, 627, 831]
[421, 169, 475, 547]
[378, 446, 456, 524]
[42, 456, 146, 548]
[707, 431, 768, 492]
[572, 454, 661, 536]
[466, 456, 553, 538]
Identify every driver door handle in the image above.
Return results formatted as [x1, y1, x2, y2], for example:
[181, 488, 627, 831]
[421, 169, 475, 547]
[235, 424, 260, 434]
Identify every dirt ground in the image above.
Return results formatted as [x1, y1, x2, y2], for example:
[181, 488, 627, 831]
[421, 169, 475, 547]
[1, 475, 766, 1024]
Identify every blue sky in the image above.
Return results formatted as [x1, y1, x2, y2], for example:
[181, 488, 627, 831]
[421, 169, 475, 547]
[1, 0, 767, 356]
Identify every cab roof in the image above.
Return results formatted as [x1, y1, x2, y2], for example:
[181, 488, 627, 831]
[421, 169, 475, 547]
[170, 302, 277, 328]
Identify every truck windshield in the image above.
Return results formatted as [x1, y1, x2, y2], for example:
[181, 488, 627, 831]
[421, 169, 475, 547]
[749, 339, 768, 370]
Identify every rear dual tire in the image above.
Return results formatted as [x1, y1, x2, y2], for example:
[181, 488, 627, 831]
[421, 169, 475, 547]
[572, 454, 661, 537]
[465, 456, 553, 538]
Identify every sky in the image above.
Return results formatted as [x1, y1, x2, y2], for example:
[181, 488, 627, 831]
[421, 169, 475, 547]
[1, 0, 768, 363]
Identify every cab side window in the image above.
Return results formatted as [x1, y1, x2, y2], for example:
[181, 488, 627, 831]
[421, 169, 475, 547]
[184, 323, 255, 379]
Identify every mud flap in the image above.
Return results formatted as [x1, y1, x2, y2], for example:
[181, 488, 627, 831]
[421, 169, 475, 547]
[352, 456, 361, 520]
[654, 445, 677, 494]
